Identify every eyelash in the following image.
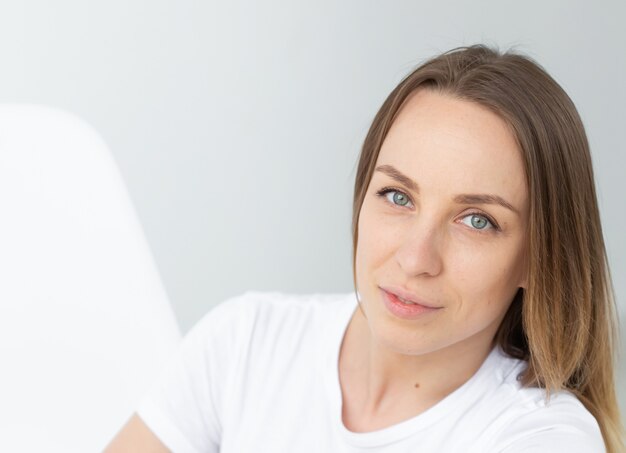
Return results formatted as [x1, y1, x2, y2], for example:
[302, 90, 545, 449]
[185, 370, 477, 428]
[376, 187, 413, 204]
[374, 187, 501, 232]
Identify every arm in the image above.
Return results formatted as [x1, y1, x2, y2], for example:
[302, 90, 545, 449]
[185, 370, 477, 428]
[103, 413, 170, 453]
[102, 296, 247, 453]
[103, 295, 253, 453]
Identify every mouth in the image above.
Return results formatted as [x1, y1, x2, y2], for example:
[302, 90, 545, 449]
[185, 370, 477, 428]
[379, 285, 441, 309]
[378, 286, 442, 320]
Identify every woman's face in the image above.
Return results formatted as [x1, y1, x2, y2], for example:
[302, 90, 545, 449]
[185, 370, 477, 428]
[355, 89, 529, 357]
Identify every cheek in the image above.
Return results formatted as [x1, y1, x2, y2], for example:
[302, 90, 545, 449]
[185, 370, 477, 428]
[356, 205, 404, 271]
[450, 246, 525, 313]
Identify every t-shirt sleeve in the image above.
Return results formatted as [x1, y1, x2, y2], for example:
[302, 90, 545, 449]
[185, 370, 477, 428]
[497, 429, 605, 453]
[494, 398, 606, 453]
[136, 295, 249, 453]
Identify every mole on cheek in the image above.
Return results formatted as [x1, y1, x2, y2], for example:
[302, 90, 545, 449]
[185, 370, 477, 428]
[414, 383, 420, 389]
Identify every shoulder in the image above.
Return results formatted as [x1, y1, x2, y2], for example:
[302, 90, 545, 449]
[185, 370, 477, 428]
[187, 290, 354, 343]
[482, 350, 605, 452]
[136, 291, 355, 452]
[183, 290, 354, 389]
[196, 290, 354, 321]
[492, 393, 605, 452]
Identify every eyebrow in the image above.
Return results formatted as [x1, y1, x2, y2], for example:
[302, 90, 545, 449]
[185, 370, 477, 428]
[374, 164, 519, 215]
[375, 164, 420, 193]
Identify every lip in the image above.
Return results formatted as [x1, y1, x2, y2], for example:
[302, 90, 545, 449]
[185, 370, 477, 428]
[379, 285, 441, 308]
[379, 286, 442, 320]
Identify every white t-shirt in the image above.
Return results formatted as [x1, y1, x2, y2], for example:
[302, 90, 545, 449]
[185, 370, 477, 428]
[137, 291, 605, 452]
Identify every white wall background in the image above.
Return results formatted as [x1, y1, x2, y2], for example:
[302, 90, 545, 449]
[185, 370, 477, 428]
[1, 0, 624, 409]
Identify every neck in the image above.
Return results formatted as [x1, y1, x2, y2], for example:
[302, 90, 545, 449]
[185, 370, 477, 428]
[340, 307, 497, 419]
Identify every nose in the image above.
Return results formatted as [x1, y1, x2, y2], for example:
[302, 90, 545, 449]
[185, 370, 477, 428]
[394, 218, 444, 277]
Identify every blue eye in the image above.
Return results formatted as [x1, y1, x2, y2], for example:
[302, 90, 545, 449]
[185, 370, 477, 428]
[460, 213, 495, 231]
[376, 188, 413, 208]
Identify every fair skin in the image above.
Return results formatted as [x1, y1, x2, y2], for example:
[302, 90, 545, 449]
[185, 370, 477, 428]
[105, 88, 529, 449]
[341, 88, 529, 432]
[103, 413, 168, 452]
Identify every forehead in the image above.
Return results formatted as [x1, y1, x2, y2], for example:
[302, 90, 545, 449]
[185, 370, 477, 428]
[377, 89, 528, 207]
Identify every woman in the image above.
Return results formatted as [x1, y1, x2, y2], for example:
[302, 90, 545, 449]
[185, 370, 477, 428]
[106, 45, 623, 452]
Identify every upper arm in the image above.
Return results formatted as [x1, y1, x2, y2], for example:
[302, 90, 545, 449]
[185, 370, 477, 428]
[103, 413, 170, 453]
[108, 297, 248, 453]
[104, 295, 252, 453]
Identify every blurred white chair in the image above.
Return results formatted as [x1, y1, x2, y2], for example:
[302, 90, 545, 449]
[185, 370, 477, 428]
[0, 105, 181, 452]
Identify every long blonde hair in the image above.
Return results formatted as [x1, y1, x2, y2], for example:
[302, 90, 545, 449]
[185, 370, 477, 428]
[351, 45, 623, 452]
